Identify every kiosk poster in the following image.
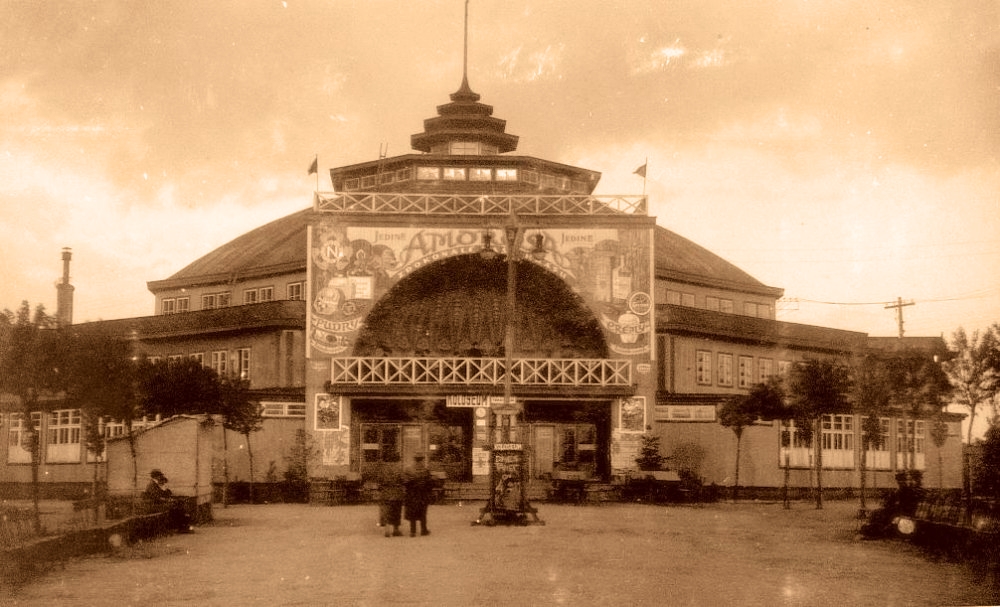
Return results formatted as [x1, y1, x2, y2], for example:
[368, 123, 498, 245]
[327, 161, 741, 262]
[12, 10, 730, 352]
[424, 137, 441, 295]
[619, 396, 646, 432]
[315, 393, 342, 430]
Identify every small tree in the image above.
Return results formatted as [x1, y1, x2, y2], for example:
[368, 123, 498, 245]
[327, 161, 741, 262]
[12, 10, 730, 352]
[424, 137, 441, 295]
[719, 377, 785, 503]
[635, 433, 665, 471]
[786, 359, 852, 510]
[63, 330, 138, 522]
[284, 429, 319, 502]
[220, 377, 263, 503]
[943, 326, 999, 522]
[851, 354, 893, 514]
[0, 302, 63, 533]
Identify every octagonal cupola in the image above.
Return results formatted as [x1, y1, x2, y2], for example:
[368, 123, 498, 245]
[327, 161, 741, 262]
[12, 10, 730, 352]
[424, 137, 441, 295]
[410, 75, 519, 155]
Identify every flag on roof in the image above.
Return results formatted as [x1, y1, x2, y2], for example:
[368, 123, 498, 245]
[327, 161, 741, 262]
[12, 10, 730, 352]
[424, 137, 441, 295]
[308, 156, 318, 175]
[633, 163, 647, 178]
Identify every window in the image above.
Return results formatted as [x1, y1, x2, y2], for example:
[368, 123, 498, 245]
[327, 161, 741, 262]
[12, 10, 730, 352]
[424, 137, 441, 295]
[696, 351, 712, 385]
[666, 290, 681, 305]
[261, 402, 307, 418]
[167, 354, 184, 362]
[210, 350, 228, 376]
[523, 170, 539, 184]
[259, 287, 273, 302]
[706, 296, 720, 312]
[191, 352, 204, 365]
[47, 409, 82, 462]
[719, 299, 734, 314]
[744, 302, 757, 316]
[202, 292, 231, 310]
[360, 175, 376, 189]
[395, 167, 413, 182]
[780, 420, 813, 468]
[161, 298, 176, 314]
[758, 358, 773, 383]
[344, 178, 360, 190]
[717, 353, 733, 387]
[378, 171, 393, 185]
[865, 417, 891, 470]
[777, 361, 791, 377]
[236, 348, 251, 380]
[470, 168, 492, 181]
[361, 424, 401, 463]
[681, 293, 695, 307]
[450, 141, 480, 155]
[442, 167, 466, 180]
[287, 282, 304, 301]
[757, 304, 771, 319]
[738, 356, 753, 388]
[176, 297, 190, 312]
[896, 419, 926, 470]
[495, 168, 517, 181]
[7, 412, 40, 464]
[244, 289, 258, 305]
[417, 167, 440, 180]
[821, 414, 855, 468]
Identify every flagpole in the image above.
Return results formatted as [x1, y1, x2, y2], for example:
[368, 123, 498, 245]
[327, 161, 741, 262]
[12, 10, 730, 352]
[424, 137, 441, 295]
[314, 153, 319, 191]
[642, 157, 647, 196]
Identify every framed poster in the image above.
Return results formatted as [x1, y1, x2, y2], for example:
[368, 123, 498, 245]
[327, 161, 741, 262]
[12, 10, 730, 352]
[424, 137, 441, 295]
[619, 396, 646, 432]
[315, 393, 342, 430]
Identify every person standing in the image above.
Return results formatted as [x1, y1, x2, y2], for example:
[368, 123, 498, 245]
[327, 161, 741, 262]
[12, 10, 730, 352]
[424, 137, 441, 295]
[403, 454, 433, 537]
[379, 464, 404, 538]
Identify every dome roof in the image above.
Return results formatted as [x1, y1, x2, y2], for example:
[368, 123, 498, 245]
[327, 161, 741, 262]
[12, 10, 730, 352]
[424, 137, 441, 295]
[147, 208, 311, 291]
[149, 207, 779, 297]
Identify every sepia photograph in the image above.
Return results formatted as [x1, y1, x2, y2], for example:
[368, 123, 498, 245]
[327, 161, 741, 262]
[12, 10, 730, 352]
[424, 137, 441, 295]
[1, 1, 998, 605]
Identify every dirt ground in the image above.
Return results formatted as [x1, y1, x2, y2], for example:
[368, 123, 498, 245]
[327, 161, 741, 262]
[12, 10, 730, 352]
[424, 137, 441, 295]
[3, 499, 996, 606]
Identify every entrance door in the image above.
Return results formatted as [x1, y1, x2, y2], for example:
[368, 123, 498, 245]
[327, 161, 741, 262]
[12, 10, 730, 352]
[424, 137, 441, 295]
[533, 425, 555, 478]
[557, 423, 597, 477]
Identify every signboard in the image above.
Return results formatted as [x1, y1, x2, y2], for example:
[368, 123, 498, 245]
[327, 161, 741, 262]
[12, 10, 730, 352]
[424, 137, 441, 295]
[446, 395, 510, 408]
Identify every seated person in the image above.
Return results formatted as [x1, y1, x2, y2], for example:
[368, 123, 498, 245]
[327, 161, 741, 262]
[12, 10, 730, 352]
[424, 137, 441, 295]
[143, 469, 193, 533]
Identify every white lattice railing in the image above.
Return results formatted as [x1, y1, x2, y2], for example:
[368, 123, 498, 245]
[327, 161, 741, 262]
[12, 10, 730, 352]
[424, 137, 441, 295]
[329, 357, 632, 387]
[315, 193, 647, 216]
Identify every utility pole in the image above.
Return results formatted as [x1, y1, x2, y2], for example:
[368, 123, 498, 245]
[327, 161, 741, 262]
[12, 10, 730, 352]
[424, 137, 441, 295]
[884, 297, 914, 338]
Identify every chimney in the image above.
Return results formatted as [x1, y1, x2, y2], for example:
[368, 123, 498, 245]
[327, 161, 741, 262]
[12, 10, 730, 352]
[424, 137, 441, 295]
[56, 247, 74, 327]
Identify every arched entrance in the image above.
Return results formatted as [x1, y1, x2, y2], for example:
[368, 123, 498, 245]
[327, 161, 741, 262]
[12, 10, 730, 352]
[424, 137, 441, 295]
[348, 254, 615, 482]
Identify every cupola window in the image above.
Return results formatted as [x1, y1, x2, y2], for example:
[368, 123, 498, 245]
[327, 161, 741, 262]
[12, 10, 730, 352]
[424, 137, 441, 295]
[470, 168, 492, 181]
[443, 167, 467, 180]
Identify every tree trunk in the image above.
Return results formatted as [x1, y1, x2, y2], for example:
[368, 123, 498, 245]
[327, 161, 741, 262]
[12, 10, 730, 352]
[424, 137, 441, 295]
[859, 436, 868, 514]
[245, 432, 255, 504]
[782, 449, 790, 510]
[732, 434, 742, 503]
[29, 428, 42, 535]
[222, 428, 230, 508]
[814, 418, 824, 510]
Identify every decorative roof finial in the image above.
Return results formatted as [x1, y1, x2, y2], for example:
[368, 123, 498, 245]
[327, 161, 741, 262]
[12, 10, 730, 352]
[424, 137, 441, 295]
[453, 0, 478, 101]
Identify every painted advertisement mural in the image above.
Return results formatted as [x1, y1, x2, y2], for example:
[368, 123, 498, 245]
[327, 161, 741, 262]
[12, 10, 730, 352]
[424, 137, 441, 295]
[308, 217, 653, 360]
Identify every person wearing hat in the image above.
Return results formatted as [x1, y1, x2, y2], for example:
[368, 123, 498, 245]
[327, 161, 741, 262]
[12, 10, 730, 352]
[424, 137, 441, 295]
[143, 469, 193, 533]
[403, 454, 433, 537]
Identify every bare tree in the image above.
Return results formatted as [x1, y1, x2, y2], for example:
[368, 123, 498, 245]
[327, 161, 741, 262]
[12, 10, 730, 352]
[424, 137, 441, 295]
[851, 354, 893, 514]
[220, 377, 263, 503]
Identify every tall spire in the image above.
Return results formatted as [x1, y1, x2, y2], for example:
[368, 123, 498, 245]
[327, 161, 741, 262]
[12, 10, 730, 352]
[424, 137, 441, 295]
[453, 0, 478, 101]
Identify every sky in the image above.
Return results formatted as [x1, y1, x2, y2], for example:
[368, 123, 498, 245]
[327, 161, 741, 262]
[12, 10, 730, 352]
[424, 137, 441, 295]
[2, 0, 998, 343]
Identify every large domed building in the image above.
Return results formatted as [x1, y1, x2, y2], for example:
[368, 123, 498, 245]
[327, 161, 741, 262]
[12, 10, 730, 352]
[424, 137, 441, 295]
[1, 44, 963, 505]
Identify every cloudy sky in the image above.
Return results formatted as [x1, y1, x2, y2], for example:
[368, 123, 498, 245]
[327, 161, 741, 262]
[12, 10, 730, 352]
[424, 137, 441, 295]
[2, 0, 998, 341]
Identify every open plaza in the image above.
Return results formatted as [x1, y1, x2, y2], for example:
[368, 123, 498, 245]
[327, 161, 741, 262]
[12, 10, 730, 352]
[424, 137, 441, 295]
[4, 500, 996, 607]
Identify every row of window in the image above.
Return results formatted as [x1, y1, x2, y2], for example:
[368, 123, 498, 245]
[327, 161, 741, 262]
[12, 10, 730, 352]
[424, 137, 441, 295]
[6, 403, 307, 464]
[661, 289, 774, 320]
[695, 351, 789, 388]
[341, 166, 590, 194]
[782, 416, 928, 470]
[161, 283, 303, 315]
[150, 348, 252, 380]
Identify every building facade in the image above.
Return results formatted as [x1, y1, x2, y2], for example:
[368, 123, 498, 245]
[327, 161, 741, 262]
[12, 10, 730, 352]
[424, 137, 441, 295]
[1, 73, 964, 501]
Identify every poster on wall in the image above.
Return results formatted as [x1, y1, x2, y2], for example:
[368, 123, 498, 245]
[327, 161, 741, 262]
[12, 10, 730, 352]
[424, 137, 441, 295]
[619, 396, 646, 432]
[611, 430, 643, 472]
[320, 429, 350, 466]
[315, 393, 342, 430]
[308, 218, 654, 361]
